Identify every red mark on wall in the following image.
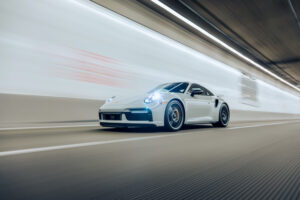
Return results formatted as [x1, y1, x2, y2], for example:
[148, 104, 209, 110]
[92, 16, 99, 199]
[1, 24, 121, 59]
[52, 47, 133, 88]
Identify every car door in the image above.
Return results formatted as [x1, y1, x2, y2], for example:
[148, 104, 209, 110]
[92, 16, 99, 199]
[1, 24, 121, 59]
[184, 84, 214, 123]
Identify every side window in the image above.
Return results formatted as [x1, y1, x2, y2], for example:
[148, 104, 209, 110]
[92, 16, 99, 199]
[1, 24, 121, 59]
[188, 84, 214, 96]
[206, 88, 214, 96]
[199, 86, 214, 96]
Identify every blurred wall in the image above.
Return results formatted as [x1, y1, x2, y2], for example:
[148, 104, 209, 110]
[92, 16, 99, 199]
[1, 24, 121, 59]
[0, 0, 299, 127]
[0, 94, 103, 125]
[0, 93, 299, 128]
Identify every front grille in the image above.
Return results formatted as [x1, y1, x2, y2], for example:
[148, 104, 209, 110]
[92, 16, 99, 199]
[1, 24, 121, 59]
[99, 109, 152, 121]
[125, 109, 152, 121]
[102, 113, 121, 120]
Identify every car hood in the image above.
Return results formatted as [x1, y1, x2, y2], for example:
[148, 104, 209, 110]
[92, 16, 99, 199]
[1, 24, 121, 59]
[101, 93, 150, 109]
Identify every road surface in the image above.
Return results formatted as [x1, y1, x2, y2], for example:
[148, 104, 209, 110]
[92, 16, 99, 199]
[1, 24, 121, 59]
[1, 120, 300, 199]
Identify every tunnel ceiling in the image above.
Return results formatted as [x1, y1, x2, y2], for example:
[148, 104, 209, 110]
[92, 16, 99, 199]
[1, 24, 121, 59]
[139, 0, 300, 87]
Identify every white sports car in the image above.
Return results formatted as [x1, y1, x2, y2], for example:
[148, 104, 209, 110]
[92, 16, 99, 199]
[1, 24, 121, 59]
[99, 82, 230, 131]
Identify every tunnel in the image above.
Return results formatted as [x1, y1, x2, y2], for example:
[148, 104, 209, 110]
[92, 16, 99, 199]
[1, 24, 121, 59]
[0, 0, 300, 199]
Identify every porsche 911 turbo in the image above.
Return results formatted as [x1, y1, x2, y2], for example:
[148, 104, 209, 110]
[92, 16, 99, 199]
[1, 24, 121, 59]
[99, 82, 230, 131]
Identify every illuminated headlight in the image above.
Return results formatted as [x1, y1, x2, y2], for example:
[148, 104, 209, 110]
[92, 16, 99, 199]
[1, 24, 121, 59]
[106, 96, 116, 104]
[144, 92, 162, 104]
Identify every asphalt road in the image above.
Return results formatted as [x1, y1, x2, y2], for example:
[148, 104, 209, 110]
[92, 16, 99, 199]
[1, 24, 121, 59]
[0, 120, 300, 200]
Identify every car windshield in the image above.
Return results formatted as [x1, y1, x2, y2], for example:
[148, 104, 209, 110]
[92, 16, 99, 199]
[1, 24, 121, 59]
[148, 82, 189, 94]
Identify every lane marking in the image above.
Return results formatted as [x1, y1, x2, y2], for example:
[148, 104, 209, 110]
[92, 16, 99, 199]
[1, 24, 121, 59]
[0, 134, 175, 157]
[228, 121, 299, 130]
[0, 124, 98, 131]
[0, 120, 299, 157]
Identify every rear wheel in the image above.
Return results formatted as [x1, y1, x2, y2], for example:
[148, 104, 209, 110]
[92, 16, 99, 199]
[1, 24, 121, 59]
[212, 104, 230, 127]
[164, 100, 184, 131]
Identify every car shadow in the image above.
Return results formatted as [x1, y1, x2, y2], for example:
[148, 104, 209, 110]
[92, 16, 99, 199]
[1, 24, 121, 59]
[182, 124, 213, 130]
[89, 124, 213, 134]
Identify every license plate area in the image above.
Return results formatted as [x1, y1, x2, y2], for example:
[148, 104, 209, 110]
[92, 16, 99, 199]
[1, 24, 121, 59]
[102, 113, 121, 120]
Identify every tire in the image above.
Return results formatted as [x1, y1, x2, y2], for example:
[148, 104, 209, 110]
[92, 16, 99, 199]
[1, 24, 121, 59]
[212, 104, 230, 127]
[164, 100, 184, 131]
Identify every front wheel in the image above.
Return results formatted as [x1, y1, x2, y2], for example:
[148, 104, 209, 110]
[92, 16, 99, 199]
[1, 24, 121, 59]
[212, 104, 230, 127]
[164, 100, 184, 131]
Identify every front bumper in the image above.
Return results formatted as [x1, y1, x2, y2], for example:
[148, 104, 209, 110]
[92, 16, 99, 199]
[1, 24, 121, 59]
[100, 122, 156, 128]
[99, 107, 164, 127]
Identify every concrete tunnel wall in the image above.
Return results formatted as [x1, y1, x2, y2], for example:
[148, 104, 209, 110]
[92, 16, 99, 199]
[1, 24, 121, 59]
[0, 0, 300, 127]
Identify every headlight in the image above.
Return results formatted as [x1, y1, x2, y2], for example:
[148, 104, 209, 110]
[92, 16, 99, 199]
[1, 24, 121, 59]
[106, 96, 116, 104]
[144, 92, 162, 104]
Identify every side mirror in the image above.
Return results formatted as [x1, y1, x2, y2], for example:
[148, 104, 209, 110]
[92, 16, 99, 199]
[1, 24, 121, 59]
[191, 88, 203, 97]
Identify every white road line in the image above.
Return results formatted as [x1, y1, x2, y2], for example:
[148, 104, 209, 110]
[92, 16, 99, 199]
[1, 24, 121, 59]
[0, 120, 299, 157]
[0, 134, 177, 157]
[0, 124, 98, 131]
[228, 121, 299, 130]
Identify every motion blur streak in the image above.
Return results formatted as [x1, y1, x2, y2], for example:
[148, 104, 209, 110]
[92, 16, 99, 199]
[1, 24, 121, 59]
[151, 0, 300, 92]
[1, 121, 300, 199]
[0, 120, 299, 157]
[0, 0, 299, 128]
